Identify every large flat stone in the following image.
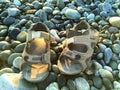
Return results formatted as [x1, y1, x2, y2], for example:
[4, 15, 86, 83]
[0, 73, 37, 90]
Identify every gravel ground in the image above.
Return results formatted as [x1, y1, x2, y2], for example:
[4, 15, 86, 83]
[0, 0, 120, 90]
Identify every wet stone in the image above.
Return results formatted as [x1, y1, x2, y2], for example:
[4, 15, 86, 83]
[75, 77, 90, 90]
[100, 11, 107, 18]
[104, 66, 113, 72]
[35, 10, 42, 16]
[32, 17, 41, 23]
[25, 20, 33, 29]
[98, 20, 108, 26]
[65, 8, 80, 19]
[44, 21, 55, 29]
[111, 54, 118, 61]
[93, 76, 102, 89]
[3, 16, 15, 25]
[57, 75, 66, 88]
[113, 81, 120, 89]
[99, 69, 113, 81]
[0, 10, 8, 18]
[32, 1, 42, 9]
[16, 31, 27, 42]
[109, 16, 120, 28]
[100, 85, 106, 90]
[102, 39, 112, 45]
[0, 73, 37, 90]
[87, 13, 95, 21]
[52, 65, 60, 74]
[0, 67, 12, 75]
[109, 61, 118, 70]
[13, 56, 23, 70]
[53, 10, 61, 15]
[116, 9, 120, 16]
[74, 0, 84, 6]
[10, 40, 21, 48]
[46, 82, 59, 90]
[118, 71, 120, 79]
[98, 43, 107, 52]
[95, 15, 101, 22]
[40, 10, 47, 22]
[61, 86, 69, 90]
[104, 48, 113, 64]
[92, 60, 103, 70]
[91, 86, 99, 90]
[112, 44, 120, 54]
[97, 52, 103, 59]
[57, 0, 65, 9]
[9, 28, 21, 39]
[8, 8, 20, 17]
[37, 72, 57, 90]
[118, 63, 120, 70]
[0, 41, 9, 50]
[14, 43, 26, 53]
[102, 78, 113, 90]
[0, 28, 7, 37]
[13, 0, 21, 6]
[43, 6, 53, 13]
[8, 53, 22, 66]
[108, 27, 119, 33]
[67, 79, 76, 90]
[0, 50, 12, 63]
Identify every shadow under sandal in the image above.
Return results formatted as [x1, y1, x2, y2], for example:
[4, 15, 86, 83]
[21, 22, 54, 83]
[57, 20, 99, 75]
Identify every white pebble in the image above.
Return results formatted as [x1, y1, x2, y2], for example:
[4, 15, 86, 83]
[13, 0, 21, 6]
[118, 63, 120, 70]
[50, 29, 61, 42]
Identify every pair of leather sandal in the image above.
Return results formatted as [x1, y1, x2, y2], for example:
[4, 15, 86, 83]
[21, 21, 99, 83]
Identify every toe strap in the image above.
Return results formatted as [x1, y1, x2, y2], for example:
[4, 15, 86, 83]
[63, 48, 81, 60]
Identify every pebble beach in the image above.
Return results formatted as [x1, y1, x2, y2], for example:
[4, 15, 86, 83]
[0, 0, 120, 90]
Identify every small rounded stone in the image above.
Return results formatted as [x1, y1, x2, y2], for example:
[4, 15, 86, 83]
[14, 43, 26, 53]
[118, 63, 120, 70]
[112, 44, 120, 54]
[113, 81, 120, 89]
[109, 16, 120, 28]
[13, 56, 23, 69]
[99, 69, 113, 81]
[16, 31, 27, 42]
[52, 64, 60, 74]
[65, 8, 80, 19]
[102, 39, 112, 45]
[97, 52, 103, 59]
[61, 86, 69, 90]
[3, 16, 15, 25]
[109, 61, 118, 70]
[8, 53, 22, 66]
[67, 79, 76, 90]
[46, 82, 59, 90]
[75, 77, 90, 90]
[93, 76, 102, 89]
[57, 75, 66, 88]
[0, 68, 14, 75]
[0, 50, 12, 62]
[102, 78, 113, 90]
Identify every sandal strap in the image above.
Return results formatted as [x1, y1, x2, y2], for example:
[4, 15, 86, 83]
[27, 31, 55, 42]
[63, 49, 81, 60]
[63, 36, 94, 60]
[22, 48, 50, 64]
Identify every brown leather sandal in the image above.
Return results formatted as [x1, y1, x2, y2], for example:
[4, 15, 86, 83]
[57, 20, 99, 75]
[21, 22, 55, 83]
